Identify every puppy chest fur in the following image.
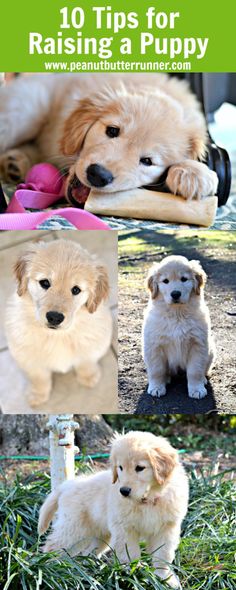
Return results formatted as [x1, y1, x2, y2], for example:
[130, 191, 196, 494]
[143, 305, 210, 374]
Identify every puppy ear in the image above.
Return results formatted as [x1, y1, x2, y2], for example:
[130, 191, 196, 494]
[60, 96, 104, 156]
[149, 446, 178, 486]
[14, 243, 41, 296]
[146, 264, 159, 299]
[190, 259, 207, 295]
[112, 464, 118, 484]
[86, 265, 109, 314]
[14, 255, 29, 296]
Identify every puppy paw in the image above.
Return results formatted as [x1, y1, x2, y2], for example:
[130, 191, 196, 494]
[76, 364, 101, 388]
[147, 383, 166, 397]
[27, 388, 51, 407]
[166, 574, 181, 589]
[166, 161, 218, 200]
[0, 149, 31, 182]
[188, 382, 207, 399]
[157, 569, 181, 589]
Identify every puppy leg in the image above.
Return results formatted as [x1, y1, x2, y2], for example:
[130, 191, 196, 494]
[26, 370, 52, 407]
[147, 524, 181, 589]
[186, 344, 208, 399]
[166, 160, 218, 200]
[0, 76, 51, 153]
[75, 361, 102, 388]
[110, 527, 140, 562]
[145, 348, 168, 397]
[0, 144, 41, 182]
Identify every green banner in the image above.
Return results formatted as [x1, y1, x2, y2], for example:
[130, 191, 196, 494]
[0, 0, 235, 72]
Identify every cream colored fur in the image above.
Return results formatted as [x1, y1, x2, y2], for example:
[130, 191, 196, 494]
[0, 73, 217, 200]
[38, 431, 189, 589]
[142, 255, 216, 399]
[5, 239, 112, 406]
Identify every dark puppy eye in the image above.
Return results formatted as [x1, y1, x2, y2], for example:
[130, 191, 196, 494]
[39, 279, 51, 290]
[181, 277, 188, 282]
[163, 278, 169, 284]
[119, 465, 123, 471]
[106, 126, 120, 138]
[135, 465, 145, 472]
[71, 285, 81, 295]
[140, 157, 153, 166]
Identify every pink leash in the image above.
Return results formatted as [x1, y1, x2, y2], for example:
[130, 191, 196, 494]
[0, 163, 110, 230]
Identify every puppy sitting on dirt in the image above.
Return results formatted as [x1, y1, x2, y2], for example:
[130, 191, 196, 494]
[142, 255, 215, 399]
[38, 430, 189, 588]
[5, 239, 112, 406]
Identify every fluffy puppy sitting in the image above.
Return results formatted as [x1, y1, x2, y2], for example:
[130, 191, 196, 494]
[38, 431, 189, 589]
[5, 239, 112, 406]
[142, 255, 215, 399]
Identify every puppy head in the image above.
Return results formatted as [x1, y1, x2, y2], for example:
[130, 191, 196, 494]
[110, 431, 178, 501]
[147, 255, 206, 305]
[14, 240, 109, 329]
[61, 83, 207, 197]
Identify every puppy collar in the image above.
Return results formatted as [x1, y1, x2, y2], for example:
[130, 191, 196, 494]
[141, 495, 161, 506]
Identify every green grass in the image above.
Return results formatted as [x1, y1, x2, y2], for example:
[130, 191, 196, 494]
[118, 230, 236, 260]
[0, 467, 235, 590]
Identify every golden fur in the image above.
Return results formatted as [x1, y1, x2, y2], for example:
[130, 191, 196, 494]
[142, 255, 216, 399]
[5, 239, 112, 406]
[0, 73, 217, 200]
[38, 430, 189, 589]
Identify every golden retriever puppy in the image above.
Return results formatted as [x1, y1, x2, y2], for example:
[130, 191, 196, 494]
[38, 431, 189, 588]
[0, 73, 217, 203]
[5, 239, 112, 406]
[142, 255, 215, 399]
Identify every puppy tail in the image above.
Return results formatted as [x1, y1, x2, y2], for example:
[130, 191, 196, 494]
[38, 489, 59, 535]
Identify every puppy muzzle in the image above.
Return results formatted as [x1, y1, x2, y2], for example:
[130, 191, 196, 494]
[46, 310, 65, 328]
[120, 486, 131, 497]
[170, 290, 182, 303]
[86, 164, 114, 188]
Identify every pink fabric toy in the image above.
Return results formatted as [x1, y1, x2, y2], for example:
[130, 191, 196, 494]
[0, 163, 109, 230]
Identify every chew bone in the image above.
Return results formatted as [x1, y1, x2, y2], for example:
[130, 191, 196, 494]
[85, 188, 218, 227]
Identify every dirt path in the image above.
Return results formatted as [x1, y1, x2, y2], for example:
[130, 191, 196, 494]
[118, 230, 236, 414]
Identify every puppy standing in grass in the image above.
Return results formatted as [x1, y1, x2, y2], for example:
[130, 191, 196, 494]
[5, 239, 112, 406]
[142, 255, 215, 399]
[38, 431, 189, 589]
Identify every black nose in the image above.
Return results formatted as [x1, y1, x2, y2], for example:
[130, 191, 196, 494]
[46, 311, 65, 326]
[171, 290, 181, 301]
[120, 487, 131, 497]
[86, 164, 114, 187]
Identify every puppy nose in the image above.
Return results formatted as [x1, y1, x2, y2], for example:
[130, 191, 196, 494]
[171, 290, 181, 301]
[86, 164, 114, 187]
[120, 487, 131, 497]
[46, 311, 65, 326]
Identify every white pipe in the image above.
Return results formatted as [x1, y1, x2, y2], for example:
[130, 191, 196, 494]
[48, 415, 79, 490]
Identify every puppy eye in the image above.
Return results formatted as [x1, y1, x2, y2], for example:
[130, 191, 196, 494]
[163, 278, 169, 284]
[39, 279, 51, 290]
[140, 157, 153, 166]
[181, 277, 188, 282]
[71, 285, 81, 296]
[135, 466, 145, 472]
[106, 126, 120, 138]
[119, 465, 123, 471]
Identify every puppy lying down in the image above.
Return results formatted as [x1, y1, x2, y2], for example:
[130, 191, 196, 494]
[0, 73, 217, 206]
[5, 239, 112, 406]
[142, 255, 216, 399]
[38, 431, 189, 589]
